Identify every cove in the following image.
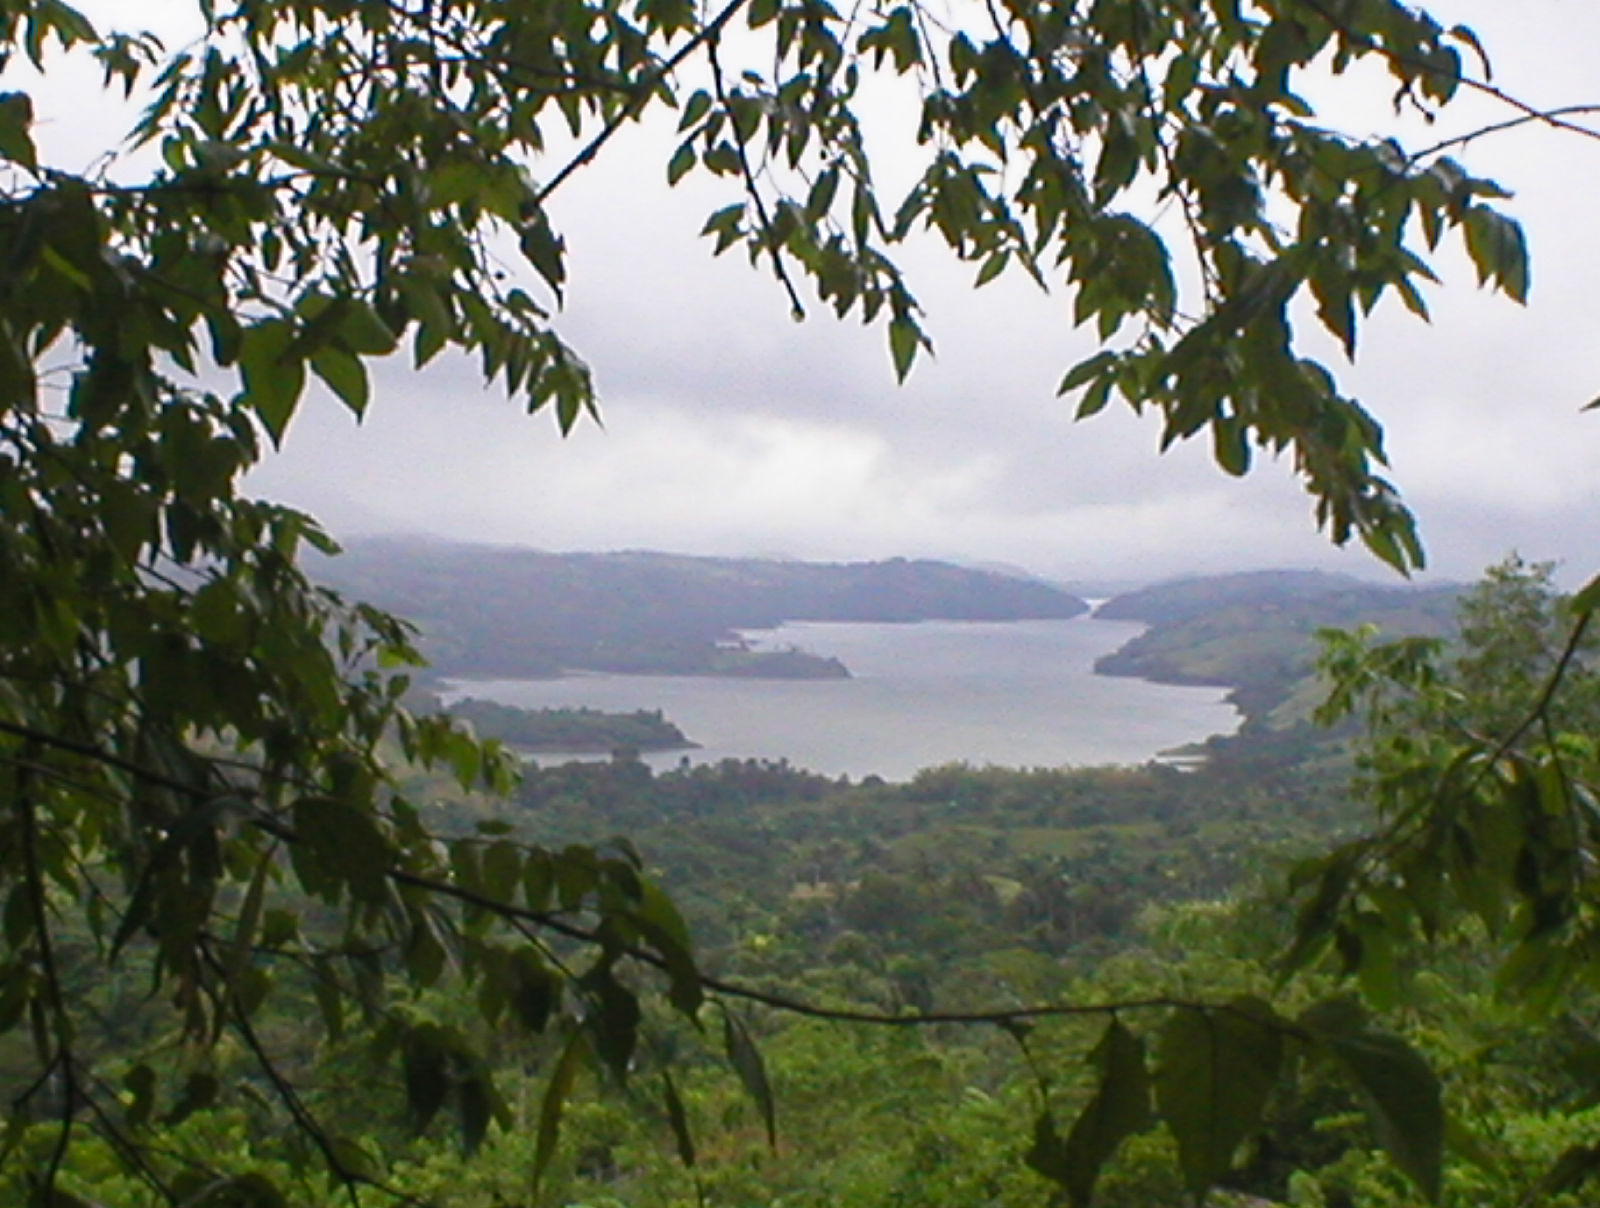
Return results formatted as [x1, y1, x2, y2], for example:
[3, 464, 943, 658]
[442, 615, 1239, 782]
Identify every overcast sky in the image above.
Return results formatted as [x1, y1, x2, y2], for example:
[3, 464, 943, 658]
[32, 2, 1600, 586]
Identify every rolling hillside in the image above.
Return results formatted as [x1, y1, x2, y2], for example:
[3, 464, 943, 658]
[318, 538, 1090, 679]
[1095, 570, 1462, 724]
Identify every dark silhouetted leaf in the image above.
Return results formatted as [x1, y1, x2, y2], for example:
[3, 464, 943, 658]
[1061, 1020, 1154, 1206]
[532, 1030, 587, 1189]
[723, 1008, 776, 1147]
[662, 1069, 696, 1168]
[1303, 1001, 1442, 1202]
[1156, 1000, 1283, 1196]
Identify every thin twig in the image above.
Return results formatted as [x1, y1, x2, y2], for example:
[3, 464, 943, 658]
[1469, 608, 1592, 784]
[0, 718, 222, 799]
[534, 0, 753, 206]
[1295, 0, 1600, 147]
[1406, 104, 1600, 164]
[76, 1083, 181, 1206]
[200, 939, 434, 1208]
[16, 753, 77, 1198]
[707, 33, 807, 318]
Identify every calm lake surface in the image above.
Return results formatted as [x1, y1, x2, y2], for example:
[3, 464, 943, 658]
[443, 616, 1238, 781]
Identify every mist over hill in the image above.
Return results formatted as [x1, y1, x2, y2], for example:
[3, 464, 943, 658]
[318, 538, 1091, 679]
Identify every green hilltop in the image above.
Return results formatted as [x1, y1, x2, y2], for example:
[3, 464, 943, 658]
[1094, 569, 1462, 725]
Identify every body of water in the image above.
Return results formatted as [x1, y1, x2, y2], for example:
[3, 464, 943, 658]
[442, 616, 1238, 781]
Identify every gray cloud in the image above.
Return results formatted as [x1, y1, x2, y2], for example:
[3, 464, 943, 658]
[40, 1, 1600, 586]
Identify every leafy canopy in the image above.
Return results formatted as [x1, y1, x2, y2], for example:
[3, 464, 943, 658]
[0, 0, 1560, 1203]
[1294, 560, 1600, 1195]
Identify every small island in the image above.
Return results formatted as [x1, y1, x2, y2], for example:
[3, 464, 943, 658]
[708, 638, 850, 679]
[444, 698, 698, 753]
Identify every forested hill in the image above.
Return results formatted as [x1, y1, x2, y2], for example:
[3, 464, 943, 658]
[319, 538, 1090, 679]
[1095, 569, 1462, 723]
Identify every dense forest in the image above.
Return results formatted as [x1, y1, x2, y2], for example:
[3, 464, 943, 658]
[18, 558, 1600, 1207]
[435, 698, 698, 754]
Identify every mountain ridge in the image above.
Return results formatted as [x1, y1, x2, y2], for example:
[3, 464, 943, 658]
[317, 538, 1091, 680]
[1092, 568, 1463, 724]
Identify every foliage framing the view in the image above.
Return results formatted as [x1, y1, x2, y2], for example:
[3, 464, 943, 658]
[0, 0, 1580, 1204]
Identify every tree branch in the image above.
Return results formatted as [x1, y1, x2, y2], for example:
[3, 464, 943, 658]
[707, 32, 807, 319]
[534, 0, 753, 207]
[1406, 104, 1600, 163]
[1295, 0, 1600, 147]
[16, 752, 77, 1199]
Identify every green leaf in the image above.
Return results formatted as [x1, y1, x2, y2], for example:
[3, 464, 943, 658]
[532, 1029, 588, 1189]
[1076, 377, 1114, 420]
[4, 886, 35, 950]
[509, 949, 559, 1034]
[402, 1023, 451, 1134]
[191, 578, 246, 646]
[520, 212, 567, 298]
[1051, 1020, 1153, 1207]
[1025, 1111, 1073, 1193]
[311, 965, 345, 1042]
[335, 299, 397, 355]
[0, 92, 37, 170]
[290, 796, 392, 906]
[458, 1069, 494, 1155]
[888, 315, 920, 382]
[404, 907, 448, 987]
[163, 1071, 221, 1126]
[1212, 416, 1250, 476]
[667, 141, 696, 186]
[1281, 845, 1361, 978]
[223, 844, 274, 1009]
[1094, 112, 1141, 204]
[111, 796, 248, 962]
[1569, 569, 1600, 617]
[123, 1063, 156, 1130]
[1310, 265, 1356, 359]
[661, 1069, 696, 1168]
[974, 252, 1007, 287]
[310, 347, 370, 419]
[1463, 207, 1529, 303]
[238, 319, 306, 447]
[324, 1135, 380, 1185]
[582, 965, 640, 1083]
[723, 1008, 776, 1147]
[1156, 1000, 1283, 1197]
[1302, 1003, 1442, 1202]
[678, 89, 712, 131]
[39, 1, 98, 45]
[628, 881, 702, 1017]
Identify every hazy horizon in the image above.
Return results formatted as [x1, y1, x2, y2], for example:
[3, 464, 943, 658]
[329, 530, 1465, 598]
